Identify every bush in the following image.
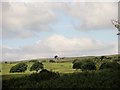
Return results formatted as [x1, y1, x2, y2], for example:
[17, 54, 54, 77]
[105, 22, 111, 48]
[81, 61, 96, 71]
[72, 61, 82, 70]
[29, 69, 60, 82]
[100, 56, 106, 61]
[49, 60, 55, 63]
[30, 61, 44, 72]
[3, 68, 120, 88]
[41, 60, 47, 63]
[72, 60, 96, 71]
[99, 62, 120, 70]
[112, 58, 120, 62]
[10, 63, 28, 73]
[39, 69, 60, 80]
[72, 59, 79, 64]
[38, 69, 120, 88]
[29, 60, 39, 62]
[4, 61, 7, 64]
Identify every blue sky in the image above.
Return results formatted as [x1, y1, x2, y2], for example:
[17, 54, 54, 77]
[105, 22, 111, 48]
[1, 2, 118, 61]
[3, 9, 117, 48]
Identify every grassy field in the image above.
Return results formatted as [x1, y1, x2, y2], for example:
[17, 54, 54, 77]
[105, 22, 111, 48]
[1, 61, 78, 79]
[1, 54, 119, 79]
[2, 62, 76, 75]
[2, 55, 120, 88]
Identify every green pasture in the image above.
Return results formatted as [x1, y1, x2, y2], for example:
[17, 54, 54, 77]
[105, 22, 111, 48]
[1, 61, 79, 79]
[2, 62, 76, 75]
[1, 54, 119, 79]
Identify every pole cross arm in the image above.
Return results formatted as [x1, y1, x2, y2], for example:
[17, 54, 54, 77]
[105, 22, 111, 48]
[112, 19, 120, 35]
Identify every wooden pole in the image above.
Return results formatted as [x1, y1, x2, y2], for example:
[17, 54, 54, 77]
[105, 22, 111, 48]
[118, 1, 120, 57]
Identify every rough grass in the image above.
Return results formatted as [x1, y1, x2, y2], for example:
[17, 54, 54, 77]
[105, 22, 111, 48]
[1, 54, 119, 80]
[2, 61, 79, 80]
[2, 62, 76, 74]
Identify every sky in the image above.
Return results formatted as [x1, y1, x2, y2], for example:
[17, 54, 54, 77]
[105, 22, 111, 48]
[0, 1, 119, 61]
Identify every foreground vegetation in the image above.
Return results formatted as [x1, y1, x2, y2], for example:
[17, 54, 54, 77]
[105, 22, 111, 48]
[3, 69, 120, 88]
[2, 54, 120, 88]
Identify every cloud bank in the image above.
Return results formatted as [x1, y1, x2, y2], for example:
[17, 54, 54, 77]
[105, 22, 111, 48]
[2, 2, 117, 39]
[2, 35, 117, 61]
[63, 2, 118, 30]
[1, 2, 118, 61]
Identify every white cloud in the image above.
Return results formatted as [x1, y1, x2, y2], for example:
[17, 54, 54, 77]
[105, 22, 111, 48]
[2, 2, 118, 39]
[62, 2, 118, 30]
[1, 2, 118, 61]
[2, 35, 117, 61]
[2, 2, 57, 39]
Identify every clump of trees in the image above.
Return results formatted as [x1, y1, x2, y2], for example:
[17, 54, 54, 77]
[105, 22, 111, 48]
[49, 59, 55, 63]
[29, 60, 39, 62]
[10, 63, 28, 73]
[99, 62, 120, 70]
[72, 59, 79, 64]
[81, 61, 96, 71]
[73, 61, 82, 70]
[100, 56, 106, 61]
[3, 68, 120, 88]
[30, 69, 60, 81]
[30, 61, 44, 72]
[72, 60, 96, 71]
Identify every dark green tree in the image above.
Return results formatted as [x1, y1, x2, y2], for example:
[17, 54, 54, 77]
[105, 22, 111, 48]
[100, 56, 106, 61]
[10, 63, 28, 73]
[49, 59, 55, 63]
[99, 62, 120, 70]
[73, 61, 82, 70]
[54, 55, 58, 59]
[30, 62, 44, 72]
[72, 59, 79, 64]
[81, 61, 96, 71]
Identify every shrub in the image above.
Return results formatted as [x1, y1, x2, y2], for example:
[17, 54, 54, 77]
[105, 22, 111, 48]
[49, 60, 55, 63]
[29, 60, 39, 62]
[41, 60, 47, 63]
[99, 62, 120, 70]
[29, 69, 60, 82]
[5, 61, 7, 64]
[10, 63, 28, 73]
[100, 56, 106, 61]
[54, 55, 58, 59]
[72, 59, 79, 64]
[30, 61, 44, 72]
[39, 69, 60, 80]
[73, 61, 82, 70]
[112, 58, 120, 62]
[81, 61, 96, 71]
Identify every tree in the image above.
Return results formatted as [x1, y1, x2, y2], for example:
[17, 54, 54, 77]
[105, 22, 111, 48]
[81, 61, 96, 71]
[100, 56, 106, 61]
[5, 61, 7, 64]
[10, 63, 28, 73]
[99, 62, 120, 70]
[49, 59, 55, 63]
[30, 62, 44, 72]
[54, 55, 58, 59]
[28, 69, 60, 82]
[94, 57, 98, 60]
[73, 61, 82, 70]
[29, 60, 39, 62]
[72, 59, 79, 64]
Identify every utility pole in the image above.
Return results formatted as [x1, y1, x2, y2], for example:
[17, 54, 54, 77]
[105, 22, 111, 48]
[112, 1, 120, 57]
[118, 1, 120, 57]
[111, 19, 120, 35]
[111, 1, 120, 35]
